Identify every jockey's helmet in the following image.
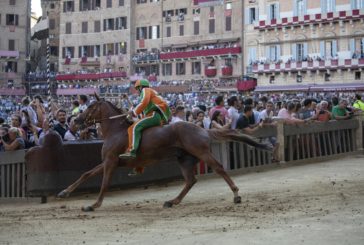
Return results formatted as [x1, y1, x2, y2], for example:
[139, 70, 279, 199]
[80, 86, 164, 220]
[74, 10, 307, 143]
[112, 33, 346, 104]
[135, 79, 150, 89]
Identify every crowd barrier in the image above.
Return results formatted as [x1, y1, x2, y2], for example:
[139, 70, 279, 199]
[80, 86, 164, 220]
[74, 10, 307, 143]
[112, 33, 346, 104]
[0, 117, 363, 199]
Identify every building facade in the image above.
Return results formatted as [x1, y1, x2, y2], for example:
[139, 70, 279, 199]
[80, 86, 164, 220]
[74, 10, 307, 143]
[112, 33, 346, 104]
[56, 0, 244, 91]
[0, 0, 31, 89]
[245, 0, 364, 91]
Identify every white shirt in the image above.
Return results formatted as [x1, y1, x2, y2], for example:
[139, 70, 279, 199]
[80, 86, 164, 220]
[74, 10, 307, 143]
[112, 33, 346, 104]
[259, 109, 274, 122]
[64, 130, 79, 141]
[79, 104, 88, 113]
[227, 106, 239, 129]
[171, 116, 184, 124]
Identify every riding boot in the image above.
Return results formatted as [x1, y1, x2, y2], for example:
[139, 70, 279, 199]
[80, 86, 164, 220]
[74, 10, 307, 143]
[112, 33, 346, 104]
[128, 167, 144, 177]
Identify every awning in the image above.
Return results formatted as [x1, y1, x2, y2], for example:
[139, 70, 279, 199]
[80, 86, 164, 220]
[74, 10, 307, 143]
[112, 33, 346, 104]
[0, 50, 19, 59]
[0, 88, 26, 96]
[56, 88, 97, 96]
[309, 83, 364, 92]
[237, 80, 257, 91]
[254, 84, 310, 92]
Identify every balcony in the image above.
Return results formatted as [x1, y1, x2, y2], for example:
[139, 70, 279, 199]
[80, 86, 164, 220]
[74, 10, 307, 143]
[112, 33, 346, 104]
[205, 67, 217, 77]
[62, 57, 78, 65]
[160, 47, 241, 61]
[56, 71, 127, 81]
[237, 79, 257, 91]
[80, 57, 101, 67]
[254, 9, 364, 31]
[252, 58, 364, 74]
[0, 50, 19, 59]
[221, 66, 233, 76]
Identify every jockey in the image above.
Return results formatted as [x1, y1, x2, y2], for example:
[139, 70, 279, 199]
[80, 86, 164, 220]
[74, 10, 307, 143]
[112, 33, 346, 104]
[119, 79, 171, 163]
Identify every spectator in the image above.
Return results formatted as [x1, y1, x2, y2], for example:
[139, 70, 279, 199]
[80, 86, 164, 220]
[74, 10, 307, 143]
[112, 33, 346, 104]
[194, 110, 205, 128]
[353, 94, 364, 112]
[64, 116, 80, 141]
[259, 101, 274, 123]
[0, 127, 9, 152]
[171, 106, 185, 124]
[243, 97, 257, 125]
[1, 127, 25, 151]
[53, 109, 69, 139]
[210, 110, 231, 129]
[10, 114, 26, 140]
[31, 95, 46, 128]
[313, 101, 331, 122]
[78, 94, 88, 113]
[332, 99, 351, 120]
[21, 97, 38, 126]
[236, 105, 262, 133]
[298, 98, 313, 120]
[277, 102, 306, 125]
[71, 100, 80, 115]
[21, 110, 41, 147]
[38, 118, 51, 145]
[209, 95, 228, 124]
[227, 96, 240, 129]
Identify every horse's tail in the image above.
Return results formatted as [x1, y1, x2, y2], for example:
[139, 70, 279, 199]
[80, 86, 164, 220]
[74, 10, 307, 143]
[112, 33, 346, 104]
[207, 129, 272, 151]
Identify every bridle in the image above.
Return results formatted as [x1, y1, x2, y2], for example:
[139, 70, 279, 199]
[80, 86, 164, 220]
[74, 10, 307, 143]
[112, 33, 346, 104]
[83, 101, 127, 127]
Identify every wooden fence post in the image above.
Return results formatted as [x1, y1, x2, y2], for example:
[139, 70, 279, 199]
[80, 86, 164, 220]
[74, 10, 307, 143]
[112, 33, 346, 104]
[355, 115, 363, 152]
[276, 120, 286, 163]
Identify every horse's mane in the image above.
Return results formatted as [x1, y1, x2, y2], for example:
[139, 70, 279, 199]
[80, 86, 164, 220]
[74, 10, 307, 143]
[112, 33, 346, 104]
[105, 100, 127, 115]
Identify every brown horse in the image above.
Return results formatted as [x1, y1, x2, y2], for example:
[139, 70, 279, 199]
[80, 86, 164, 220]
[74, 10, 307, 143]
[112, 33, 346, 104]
[57, 95, 270, 211]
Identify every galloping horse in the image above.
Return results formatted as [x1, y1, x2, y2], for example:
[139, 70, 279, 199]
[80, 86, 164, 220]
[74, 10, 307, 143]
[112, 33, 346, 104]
[57, 95, 270, 211]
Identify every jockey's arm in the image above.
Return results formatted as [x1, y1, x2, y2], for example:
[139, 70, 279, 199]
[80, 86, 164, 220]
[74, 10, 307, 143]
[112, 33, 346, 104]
[133, 88, 152, 116]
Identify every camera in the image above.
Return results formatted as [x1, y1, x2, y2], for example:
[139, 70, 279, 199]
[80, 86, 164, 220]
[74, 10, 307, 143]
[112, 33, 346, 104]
[1, 134, 10, 143]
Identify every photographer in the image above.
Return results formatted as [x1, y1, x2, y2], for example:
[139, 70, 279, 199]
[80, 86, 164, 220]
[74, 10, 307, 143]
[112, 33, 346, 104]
[1, 127, 25, 151]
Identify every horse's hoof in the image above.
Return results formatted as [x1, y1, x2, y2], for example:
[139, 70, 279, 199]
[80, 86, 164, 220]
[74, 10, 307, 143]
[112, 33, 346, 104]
[81, 206, 94, 212]
[57, 190, 70, 199]
[234, 196, 242, 204]
[163, 201, 173, 208]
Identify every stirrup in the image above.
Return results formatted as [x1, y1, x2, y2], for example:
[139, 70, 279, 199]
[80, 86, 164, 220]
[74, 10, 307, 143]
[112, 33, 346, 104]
[119, 152, 136, 159]
[128, 168, 141, 177]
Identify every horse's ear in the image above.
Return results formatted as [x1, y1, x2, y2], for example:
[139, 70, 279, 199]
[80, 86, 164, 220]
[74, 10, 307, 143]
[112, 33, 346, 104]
[94, 93, 100, 101]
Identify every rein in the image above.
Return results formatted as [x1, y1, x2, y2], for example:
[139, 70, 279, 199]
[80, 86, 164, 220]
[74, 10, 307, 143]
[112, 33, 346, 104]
[83, 102, 128, 126]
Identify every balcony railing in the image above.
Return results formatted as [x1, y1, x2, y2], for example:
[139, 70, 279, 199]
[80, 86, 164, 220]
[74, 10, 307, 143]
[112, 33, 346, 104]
[160, 47, 241, 60]
[254, 9, 364, 30]
[221, 66, 233, 76]
[80, 57, 101, 66]
[252, 58, 364, 74]
[0, 50, 19, 59]
[56, 71, 127, 81]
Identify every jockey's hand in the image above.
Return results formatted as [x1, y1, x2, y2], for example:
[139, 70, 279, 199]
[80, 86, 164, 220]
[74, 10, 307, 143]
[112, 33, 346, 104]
[127, 110, 135, 118]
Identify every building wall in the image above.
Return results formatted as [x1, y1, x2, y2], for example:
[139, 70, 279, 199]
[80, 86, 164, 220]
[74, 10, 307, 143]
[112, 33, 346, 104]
[0, 0, 31, 87]
[245, 0, 364, 87]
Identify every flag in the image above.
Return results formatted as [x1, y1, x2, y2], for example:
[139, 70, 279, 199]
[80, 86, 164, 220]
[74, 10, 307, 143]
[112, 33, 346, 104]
[31, 17, 49, 40]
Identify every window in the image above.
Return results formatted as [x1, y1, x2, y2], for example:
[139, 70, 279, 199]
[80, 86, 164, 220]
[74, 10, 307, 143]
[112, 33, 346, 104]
[136, 27, 147, 40]
[6, 14, 19, 26]
[9, 0, 16, 5]
[355, 71, 361, 80]
[119, 0, 124, 6]
[209, 19, 215, 34]
[320, 40, 337, 59]
[269, 76, 275, 84]
[179, 25, 184, 36]
[349, 38, 364, 57]
[6, 62, 17, 72]
[82, 22, 88, 33]
[266, 45, 280, 62]
[107, 0, 112, 8]
[116, 17, 127, 30]
[225, 16, 231, 31]
[62, 47, 74, 58]
[193, 8, 200, 15]
[248, 47, 257, 64]
[50, 3, 55, 9]
[194, 21, 199, 35]
[94, 20, 100, 32]
[292, 43, 307, 61]
[137, 0, 147, 3]
[119, 42, 127, 54]
[176, 63, 185, 75]
[149, 25, 160, 39]
[63, 1, 75, 12]
[65, 22, 72, 34]
[225, 58, 232, 67]
[80, 0, 92, 11]
[49, 19, 56, 30]
[104, 19, 115, 31]
[294, 0, 306, 16]
[321, 0, 336, 13]
[162, 63, 172, 76]
[50, 46, 58, 56]
[226, 2, 232, 10]
[103, 43, 115, 56]
[8, 40, 15, 51]
[268, 3, 279, 20]
[324, 72, 330, 81]
[296, 74, 302, 83]
[352, 0, 364, 9]
[247, 7, 258, 24]
[166, 26, 171, 37]
[192, 62, 201, 75]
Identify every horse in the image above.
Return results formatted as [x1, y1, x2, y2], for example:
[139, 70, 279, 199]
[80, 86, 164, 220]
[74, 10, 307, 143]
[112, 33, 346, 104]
[57, 95, 270, 211]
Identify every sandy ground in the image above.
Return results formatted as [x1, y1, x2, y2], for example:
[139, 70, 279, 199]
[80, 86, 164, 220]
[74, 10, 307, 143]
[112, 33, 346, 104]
[1, 155, 364, 245]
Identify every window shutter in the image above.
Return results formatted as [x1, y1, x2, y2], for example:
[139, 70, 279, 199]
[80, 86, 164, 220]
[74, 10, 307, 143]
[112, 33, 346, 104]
[277, 45, 281, 60]
[266, 46, 270, 60]
[62, 47, 65, 58]
[303, 43, 308, 58]
[115, 18, 119, 30]
[267, 5, 271, 20]
[115, 43, 119, 55]
[103, 20, 106, 31]
[276, 3, 280, 19]
[303, 0, 307, 15]
[291, 43, 297, 60]
[349, 38, 355, 55]
[78, 46, 82, 58]
[332, 40, 337, 57]
[332, 0, 336, 12]
[149, 26, 152, 39]
[136, 27, 140, 40]
[245, 8, 250, 24]
[320, 41, 325, 58]
[255, 8, 259, 24]
[63, 3, 67, 12]
[321, 0, 327, 14]
[103, 44, 106, 56]
[293, 0, 297, 16]
[157, 25, 160, 38]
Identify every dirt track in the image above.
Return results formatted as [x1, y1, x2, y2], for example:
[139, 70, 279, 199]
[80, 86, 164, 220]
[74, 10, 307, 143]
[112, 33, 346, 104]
[1, 155, 364, 245]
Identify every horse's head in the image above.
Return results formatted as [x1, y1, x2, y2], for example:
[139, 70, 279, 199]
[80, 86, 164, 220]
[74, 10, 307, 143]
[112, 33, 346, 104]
[74, 94, 103, 129]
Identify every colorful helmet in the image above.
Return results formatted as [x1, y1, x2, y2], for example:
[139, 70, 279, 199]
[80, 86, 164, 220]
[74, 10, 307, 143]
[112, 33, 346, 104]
[135, 79, 150, 89]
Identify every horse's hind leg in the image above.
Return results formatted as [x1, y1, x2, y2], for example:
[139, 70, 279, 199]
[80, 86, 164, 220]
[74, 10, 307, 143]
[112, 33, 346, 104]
[201, 153, 241, 204]
[164, 154, 198, 208]
[57, 163, 104, 198]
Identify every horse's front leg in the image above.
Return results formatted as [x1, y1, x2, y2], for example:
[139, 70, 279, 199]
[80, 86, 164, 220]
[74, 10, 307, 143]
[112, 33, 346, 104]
[57, 163, 104, 198]
[82, 158, 118, 212]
